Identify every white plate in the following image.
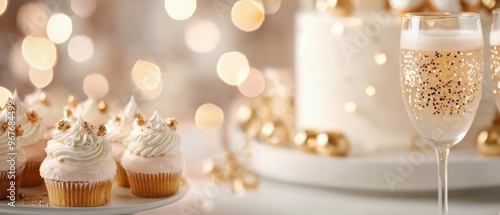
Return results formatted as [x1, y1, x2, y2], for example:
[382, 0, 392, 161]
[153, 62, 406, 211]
[251, 144, 500, 192]
[0, 177, 189, 215]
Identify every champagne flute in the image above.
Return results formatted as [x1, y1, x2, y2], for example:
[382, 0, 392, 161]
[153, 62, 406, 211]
[400, 13, 483, 214]
[491, 9, 500, 110]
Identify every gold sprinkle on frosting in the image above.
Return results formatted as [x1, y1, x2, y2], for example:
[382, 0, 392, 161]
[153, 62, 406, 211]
[97, 125, 106, 136]
[57, 120, 70, 132]
[27, 110, 40, 122]
[1, 121, 7, 131]
[167, 117, 178, 131]
[135, 114, 146, 126]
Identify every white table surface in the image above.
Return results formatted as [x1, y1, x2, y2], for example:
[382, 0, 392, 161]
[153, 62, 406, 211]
[135, 126, 500, 215]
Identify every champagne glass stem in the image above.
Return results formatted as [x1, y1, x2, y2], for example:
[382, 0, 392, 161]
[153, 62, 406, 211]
[435, 145, 450, 215]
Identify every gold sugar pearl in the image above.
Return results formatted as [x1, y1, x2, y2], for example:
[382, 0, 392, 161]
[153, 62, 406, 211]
[39, 200, 45, 204]
[57, 120, 70, 132]
[1, 121, 7, 131]
[98, 101, 107, 113]
[38, 197, 42, 201]
[18, 193, 25, 199]
[167, 118, 178, 131]
[15, 124, 24, 137]
[32, 201, 37, 204]
[47, 203, 51, 207]
[42, 192, 47, 197]
[97, 125, 107, 136]
[22, 201, 27, 205]
[67, 95, 78, 107]
[27, 110, 40, 122]
[39, 92, 50, 106]
[24, 197, 29, 201]
[135, 114, 146, 126]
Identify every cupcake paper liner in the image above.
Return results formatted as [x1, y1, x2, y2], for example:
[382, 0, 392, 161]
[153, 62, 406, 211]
[20, 161, 43, 187]
[44, 179, 113, 207]
[127, 172, 181, 198]
[114, 161, 129, 188]
[0, 165, 25, 200]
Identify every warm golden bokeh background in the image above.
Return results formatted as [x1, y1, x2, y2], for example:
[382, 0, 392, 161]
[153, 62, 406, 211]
[0, 0, 297, 127]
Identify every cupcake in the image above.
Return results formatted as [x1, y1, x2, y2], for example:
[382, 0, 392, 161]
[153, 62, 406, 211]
[73, 96, 111, 126]
[40, 116, 116, 207]
[10, 91, 48, 187]
[105, 96, 141, 187]
[0, 110, 26, 200]
[24, 88, 62, 138]
[121, 111, 184, 198]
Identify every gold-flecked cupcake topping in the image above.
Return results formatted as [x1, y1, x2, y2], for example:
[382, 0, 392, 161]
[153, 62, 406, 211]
[57, 120, 70, 132]
[97, 125, 107, 136]
[67, 95, 78, 108]
[135, 114, 146, 126]
[27, 110, 40, 122]
[15, 124, 23, 137]
[167, 117, 178, 131]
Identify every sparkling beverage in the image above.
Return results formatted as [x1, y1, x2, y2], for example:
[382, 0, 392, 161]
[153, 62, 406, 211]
[400, 31, 483, 145]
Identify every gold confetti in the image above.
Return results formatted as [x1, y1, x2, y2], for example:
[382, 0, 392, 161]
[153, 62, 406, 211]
[15, 124, 24, 137]
[135, 114, 146, 126]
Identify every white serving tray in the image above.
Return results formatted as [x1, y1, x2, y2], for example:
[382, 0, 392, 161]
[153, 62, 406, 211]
[251, 144, 500, 192]
[0, 177, 189, 215]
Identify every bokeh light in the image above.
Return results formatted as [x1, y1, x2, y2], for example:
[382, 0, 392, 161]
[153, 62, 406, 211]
[185, 20, 220, 53]
[238, 68, 265, 97]
[195, 103, 224, 132]
[17, 2, 50, 36]
[374, 52, 387, 65]
[262, 0, 281, 14]
[231, 0, 265, 32]
[71, 0, 96, 18]
[164, 0, 196, 21]
[0, 0, 7, 16]
[131, 60, 163, 100]
[0, 86, 12, 108]
[344, 102, 356, 113]
[29, 67, 53, 88]
[21, 36, 57, 71]
[68, 35, 94, 62]
[365, 85, 376, 96]
[217, 51, 250, 85]
[47, 13, 73, 44]
[83, 73, 109, 99]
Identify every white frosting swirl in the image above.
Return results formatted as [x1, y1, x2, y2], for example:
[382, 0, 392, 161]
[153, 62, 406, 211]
[0, 112, 26, 171]
[45, 116, 112, 166]
[24, 89, 61, 127]
[126, 111, 180, 157]
[74, 97, 110, 126]
[105, 96, 141, 143]
[9, 90, 46, 146]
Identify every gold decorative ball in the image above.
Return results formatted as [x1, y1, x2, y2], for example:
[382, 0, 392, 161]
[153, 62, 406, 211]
[258, 119, 289, 146]
[477, 128, 500, 156]
[294, 130, 318, 153]
[315, 131, 349, 156]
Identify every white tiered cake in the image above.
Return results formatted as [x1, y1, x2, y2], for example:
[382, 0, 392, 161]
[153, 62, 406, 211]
[294, 0, 496, 154]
